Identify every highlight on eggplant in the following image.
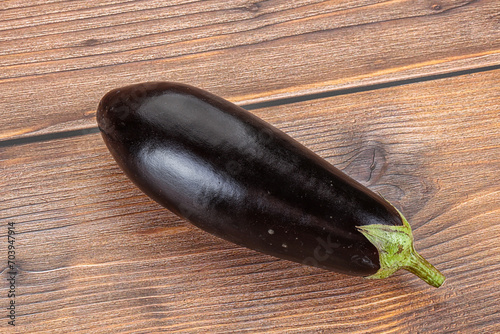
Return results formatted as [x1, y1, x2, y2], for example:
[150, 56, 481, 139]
[97, 82, 445, 288]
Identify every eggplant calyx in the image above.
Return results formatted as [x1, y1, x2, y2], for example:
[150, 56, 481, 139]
[356, 208, 446, 288]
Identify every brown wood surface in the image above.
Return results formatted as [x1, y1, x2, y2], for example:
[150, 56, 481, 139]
[1, 0, 500, 140]
[1, 1, 499, 333]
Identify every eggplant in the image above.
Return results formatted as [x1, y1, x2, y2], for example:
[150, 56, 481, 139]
[97, 82, 445, 287]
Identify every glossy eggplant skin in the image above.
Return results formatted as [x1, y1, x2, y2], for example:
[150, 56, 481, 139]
[97, 82, 405, 277]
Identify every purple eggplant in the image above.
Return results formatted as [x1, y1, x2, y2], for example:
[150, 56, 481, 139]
[97, 82, 445, 287]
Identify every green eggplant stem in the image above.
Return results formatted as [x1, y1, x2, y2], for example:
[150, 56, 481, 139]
[356, 206, 445, 288]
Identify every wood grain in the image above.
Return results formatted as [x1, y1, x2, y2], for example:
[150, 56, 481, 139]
[1, 0, 499, 140]
[1, 69, 498, 333]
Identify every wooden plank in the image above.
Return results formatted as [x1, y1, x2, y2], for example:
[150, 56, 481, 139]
[1, 69, 498, 333]
[1, 0, 499, 140]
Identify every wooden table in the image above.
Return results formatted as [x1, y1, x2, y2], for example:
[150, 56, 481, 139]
[1, 1, 499, 333]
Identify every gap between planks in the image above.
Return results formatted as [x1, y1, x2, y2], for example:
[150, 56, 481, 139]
[1, 62, 499, 149]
